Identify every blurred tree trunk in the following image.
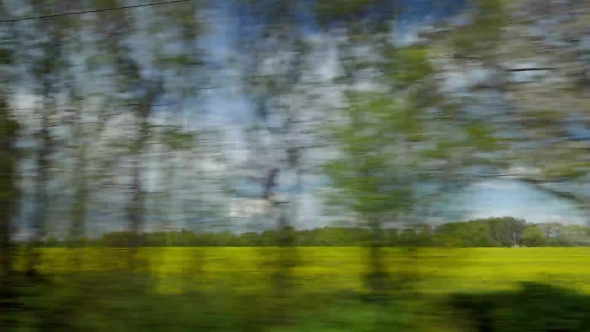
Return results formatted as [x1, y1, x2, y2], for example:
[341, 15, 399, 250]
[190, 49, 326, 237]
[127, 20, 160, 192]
[90, 0, 156, 272]
[232, 2, 320, 323]
[67, 100, 88, 269]
[0, 96, 19, 327]
[127, 104, 149, 271]
[25, 1, 69, 277]
[0, 1, 20, 321]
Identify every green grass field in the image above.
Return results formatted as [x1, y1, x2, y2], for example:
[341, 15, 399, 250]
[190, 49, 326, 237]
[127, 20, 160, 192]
[23, 247, 590, 294]
[8, 247, 590, 332]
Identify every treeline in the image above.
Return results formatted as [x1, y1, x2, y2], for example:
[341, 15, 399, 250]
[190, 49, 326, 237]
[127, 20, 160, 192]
[40, 217, 590, 248]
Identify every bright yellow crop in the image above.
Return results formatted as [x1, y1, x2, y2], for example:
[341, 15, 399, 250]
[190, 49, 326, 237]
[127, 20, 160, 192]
[21, 247, 590, 295]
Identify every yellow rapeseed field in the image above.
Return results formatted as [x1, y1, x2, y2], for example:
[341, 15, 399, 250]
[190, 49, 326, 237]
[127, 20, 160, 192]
[24, 247, 590, 295]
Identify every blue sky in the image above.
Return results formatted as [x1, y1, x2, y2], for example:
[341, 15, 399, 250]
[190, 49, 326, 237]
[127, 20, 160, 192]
[460, 180, 585, 224]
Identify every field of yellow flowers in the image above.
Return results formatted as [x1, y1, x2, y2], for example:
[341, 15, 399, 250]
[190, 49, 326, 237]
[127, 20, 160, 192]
[26, 247, 590, 295]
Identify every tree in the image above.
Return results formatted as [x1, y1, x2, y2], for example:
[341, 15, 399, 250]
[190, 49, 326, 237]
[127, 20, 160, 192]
[63, 89, 89, 268]
[87, 0, 209, 271]
[487, 217, 527, 247]
[522, 224, 546, 247]
[0, 3, 20, 326]
[506, 217, 527, 247]
[0, 87, 19, 330]
[15, 0, 76, 276]
[425, 0, 590, 220]
[44, 236, 58, 248]
[323, 91, 418, 292]
[229, 0, 325, 322]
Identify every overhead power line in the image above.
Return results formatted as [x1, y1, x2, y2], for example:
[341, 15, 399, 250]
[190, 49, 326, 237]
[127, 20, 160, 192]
[0, 0, 191, 24]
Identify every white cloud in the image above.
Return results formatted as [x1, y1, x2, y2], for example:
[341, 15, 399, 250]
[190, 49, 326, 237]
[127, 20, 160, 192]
[393, 28, 421, 47]
[471, 180, 518, 191]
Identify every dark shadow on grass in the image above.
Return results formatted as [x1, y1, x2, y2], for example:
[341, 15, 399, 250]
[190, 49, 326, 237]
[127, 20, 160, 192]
[449, 282, 590, 332]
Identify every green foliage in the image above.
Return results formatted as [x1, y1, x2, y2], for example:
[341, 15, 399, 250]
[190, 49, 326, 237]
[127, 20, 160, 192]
[35, 218, 589, 248]
[0, 48, 11, 65]
[161, 127, 198, 151]
[44, 237, 59, 248]
[155, 54, 203, 68]
[383, 45, 435, 90]
[0, 98, 19, 204]
[84, 54, 110, 71]
[434, 220, 499, 247]
[522, 225, 547, 247]
[543, 163, 590, 181]
[465, 124, 503, 152]
[323, 92, 422, 223]
[450, 0, 506, 61]
[315, 0, 376, 25]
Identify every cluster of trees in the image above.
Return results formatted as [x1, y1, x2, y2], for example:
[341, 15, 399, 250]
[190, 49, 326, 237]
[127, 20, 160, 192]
[1, 0, 590, 307]
[434, 217, 590, 247]
[38, 217, 590, 248]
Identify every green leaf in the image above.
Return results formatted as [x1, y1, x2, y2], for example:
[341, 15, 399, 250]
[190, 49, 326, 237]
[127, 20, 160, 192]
[387, 45, 434, 85]
[465, 124, 500, 151]
[85, 54, 110, 70]
[543, 163, 590, 180]
[0, 48, 12, 65]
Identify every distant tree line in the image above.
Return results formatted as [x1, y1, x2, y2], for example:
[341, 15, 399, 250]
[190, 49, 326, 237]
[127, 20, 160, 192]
[36, 217, 590, 248]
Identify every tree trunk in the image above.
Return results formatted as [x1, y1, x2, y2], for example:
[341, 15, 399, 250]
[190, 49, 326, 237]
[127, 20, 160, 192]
[27, 101, 51, 276]
[0, 95, 20, 329]
[68, 106, 88, 270]
[127, 104, 150, 272]
[364, 217, 392, 297]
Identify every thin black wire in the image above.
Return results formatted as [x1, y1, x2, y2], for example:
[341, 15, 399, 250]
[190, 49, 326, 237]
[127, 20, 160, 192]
[0, 0, 191, 24]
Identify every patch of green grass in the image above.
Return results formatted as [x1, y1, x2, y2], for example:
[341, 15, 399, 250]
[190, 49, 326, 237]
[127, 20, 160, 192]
[3, 271, 459, 332]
